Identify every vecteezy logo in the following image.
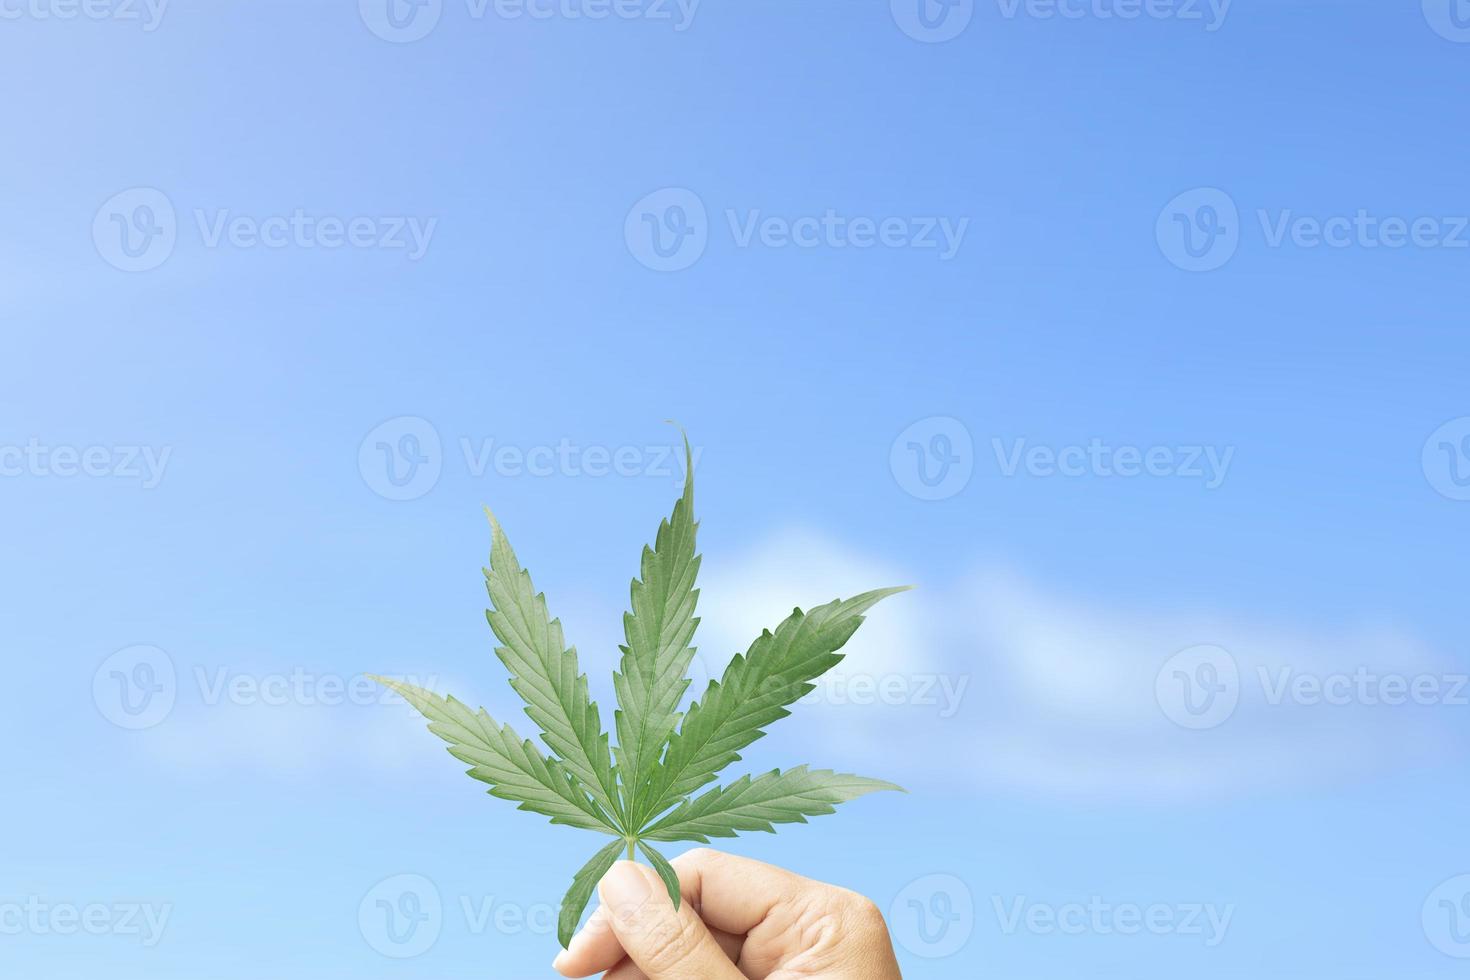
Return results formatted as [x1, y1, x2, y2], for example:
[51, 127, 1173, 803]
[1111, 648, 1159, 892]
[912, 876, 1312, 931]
[1156, 188, 1240, 272]
[1423, 0, 1470, 42]
[93, 645, 177, 730]
[359, 0, 442, 43]
[1423, 875, 1470, 958]
[93, 188, 177, 273]
[624, 188, 708, 272]
[891, 0, 974, 42]
[1422, 417, 1470, 501]
[359, 874, 442, 958]
[358, 416, 443, 501]
[890, 874, 974, 959]
[1155, 644, 1239, 730]
[890, 416, 974, 501]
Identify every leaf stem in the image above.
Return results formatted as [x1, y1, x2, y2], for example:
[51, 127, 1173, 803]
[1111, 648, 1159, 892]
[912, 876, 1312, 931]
[626, 838, 636, 862]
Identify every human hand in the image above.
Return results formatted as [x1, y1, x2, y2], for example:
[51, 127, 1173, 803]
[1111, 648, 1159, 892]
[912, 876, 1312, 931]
[552, 848, 903, 979]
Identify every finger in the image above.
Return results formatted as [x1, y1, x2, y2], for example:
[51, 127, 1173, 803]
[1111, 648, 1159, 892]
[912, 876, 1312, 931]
[596, 861, 744, 980]
[554, 847, 801, 977]
[557, 907, 744, 980]
[553, 905, 619, 977]
[667, 848, 817, 939]
[600, 927, 744, 980]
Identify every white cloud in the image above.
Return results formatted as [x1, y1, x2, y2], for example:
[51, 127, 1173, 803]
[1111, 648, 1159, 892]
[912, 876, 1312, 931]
[693, 530, 1467, 802]
[693, 527, 930, 683]
[135, 533, 1465, 803]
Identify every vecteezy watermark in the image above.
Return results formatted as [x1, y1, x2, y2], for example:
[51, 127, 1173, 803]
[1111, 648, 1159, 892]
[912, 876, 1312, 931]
[892, 423, 1231, 498]
[891, 0, 1226, 41]
[1422, 417, 1470, 502]
[992, 437, 1235, 489]
[92, 644, 440, 730]
[359, 0, 698, 43]
[725, 206, 966, 260]
[1156, 645, 1470, 731]
[461, 437, 698, 483]
[625, 188, 970, 272]
[358, 417, 443, 501]
[192, 668, 441, 709]
[681, 652, 970, 720]
[0, 899, 172, 947]
[994, 0, 1230, 31]
[359, 874, 577, 957]
[94, 645, 178, 731]
[1423, 875, 1470, 958]
[891, 0, 975, 42]
[1423, 0, 1470, 43]
[1256, 209, 1470, 251]
[1257, 667, 1470, 708]
[1156, 645, 1240, 729]
[360, 875, 443, 958]
[890, 416, 975, 501]
[624, 188, 709, 272]
[0, 439, 171, 488]
[992, 896, 1234, 946]
[798, 672, 971, 719]
[1158, 187, 1470, 272]
[93, 187, 437, 272]
[0, 0, 168, 30]
[359, 0, 443, 42]
[358, 416, 700, 501]
[92, 188, 177, 273]
[1156, 188, 1239, 272]
[890, 874, 975, 959]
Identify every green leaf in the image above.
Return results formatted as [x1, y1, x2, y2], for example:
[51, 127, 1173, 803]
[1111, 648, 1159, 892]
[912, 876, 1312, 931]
[369, 431, 913, 954]
[558, 839, 626, 949]
[613, 436, 701, 825]
[483, 510, 622, 827]
[644, 766, 903, 843]
[637, 841, 682, 910]
[639, 588, 907, 826]
[371, 676, 618, 835]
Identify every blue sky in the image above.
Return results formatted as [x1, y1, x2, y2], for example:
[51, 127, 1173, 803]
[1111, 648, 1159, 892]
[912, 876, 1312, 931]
[3, 1, 1470, 977]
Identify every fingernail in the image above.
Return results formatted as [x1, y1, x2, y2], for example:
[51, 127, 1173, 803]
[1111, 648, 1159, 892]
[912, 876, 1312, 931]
[553, 906, 606, 972]
[599, 861, 652, 917]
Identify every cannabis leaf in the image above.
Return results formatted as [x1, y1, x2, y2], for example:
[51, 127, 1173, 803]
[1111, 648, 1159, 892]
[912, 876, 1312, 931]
[369, 678, 618, 835]
[558, 839, 625, 946]
[638, 589, 907, 826]
[483, 510, 623, 827]
[372, 436, 905, 950]
[613, 435, 701, 828]
[644, 766, 903, 843]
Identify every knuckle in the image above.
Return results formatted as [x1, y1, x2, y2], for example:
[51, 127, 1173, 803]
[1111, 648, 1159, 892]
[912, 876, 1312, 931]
[770, 890, 893, 972]
[641, 914, 707, 972]
[676, 847, 718, 869]
[842, 894, 889, 935]
[791, 889, 888, 949]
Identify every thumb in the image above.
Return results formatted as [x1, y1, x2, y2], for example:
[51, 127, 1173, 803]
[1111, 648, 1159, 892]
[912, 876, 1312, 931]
[597, 861, 743, 980]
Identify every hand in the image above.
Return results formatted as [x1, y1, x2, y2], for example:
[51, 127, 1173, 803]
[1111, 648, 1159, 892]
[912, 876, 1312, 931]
[552, 848, 903, 979]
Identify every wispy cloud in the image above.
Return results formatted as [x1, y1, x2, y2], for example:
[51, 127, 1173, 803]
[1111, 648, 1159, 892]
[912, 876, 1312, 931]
[695, 530, 1467, 802]
[136, 531, 1465, 803]
[134, 672, 475, 780]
